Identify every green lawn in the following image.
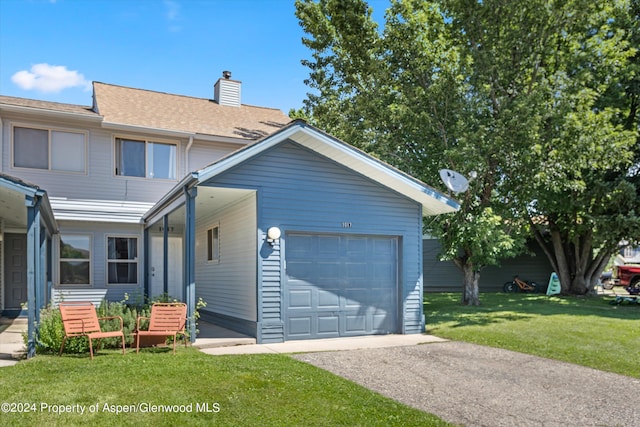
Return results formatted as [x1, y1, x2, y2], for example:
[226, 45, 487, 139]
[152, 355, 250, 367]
[0, 347, 451, 427]
[425, 292, 640, 378]
[3, 292, 637, 426]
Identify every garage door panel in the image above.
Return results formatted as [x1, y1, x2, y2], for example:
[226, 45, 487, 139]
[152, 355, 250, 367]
[288, 316, 312, 337]
[318, 235, 340, 255]
[287, 260, 313, 281]
[317, 316, 340, 335]
[285, 233, 398, 340]
[373, 262, 396, 281]
[345, 315, 367, 334]
[288, 289, 312, 309]
[318, 290, 340, 308]
[344, 288, 369, 308]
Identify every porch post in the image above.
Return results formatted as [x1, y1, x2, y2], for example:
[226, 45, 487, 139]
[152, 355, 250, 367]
[183, 186, 197, 342]
[25, 195, 42, 358]
[163, 214, 169, 295]
[37, 226, 47, 324]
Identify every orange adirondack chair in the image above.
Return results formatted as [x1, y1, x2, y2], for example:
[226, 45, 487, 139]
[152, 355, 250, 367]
[135, 302, 188, 354]
[59, 302, 126, 359]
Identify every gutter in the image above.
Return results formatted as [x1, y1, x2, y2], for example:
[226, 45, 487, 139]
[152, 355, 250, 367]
[185, 135, 194, 173]
[0, 104, 102, 122]
[102, 121, 194, 138]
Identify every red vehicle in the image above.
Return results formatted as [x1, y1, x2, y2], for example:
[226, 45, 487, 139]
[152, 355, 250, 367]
[611, 264, 640, 294]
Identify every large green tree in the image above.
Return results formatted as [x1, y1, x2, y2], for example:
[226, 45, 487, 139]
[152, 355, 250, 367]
[295, 0, 639, 302]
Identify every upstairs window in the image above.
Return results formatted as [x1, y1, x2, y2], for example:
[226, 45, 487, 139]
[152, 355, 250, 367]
[13, 126, 86, 172]
[115, 138, 176, 179]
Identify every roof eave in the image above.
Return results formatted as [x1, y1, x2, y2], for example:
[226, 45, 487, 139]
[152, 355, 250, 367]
[0, 103, 101, 122]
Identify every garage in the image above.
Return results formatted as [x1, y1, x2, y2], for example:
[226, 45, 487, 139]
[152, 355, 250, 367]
[146, 121, 459, 343]
[285, 232, 398, 340]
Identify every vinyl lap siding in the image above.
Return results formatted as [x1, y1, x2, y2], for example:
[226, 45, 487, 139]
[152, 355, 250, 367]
[206, 140, 425, 340]
[188, 141, 239, 172]
[2, 120, 183, 204]
[195, 193, 257, 321]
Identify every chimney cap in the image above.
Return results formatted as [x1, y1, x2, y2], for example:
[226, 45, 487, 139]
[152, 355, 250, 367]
[222, 70, 232, 79]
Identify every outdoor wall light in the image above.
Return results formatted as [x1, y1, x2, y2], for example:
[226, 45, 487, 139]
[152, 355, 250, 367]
[267, 227, 281, 245]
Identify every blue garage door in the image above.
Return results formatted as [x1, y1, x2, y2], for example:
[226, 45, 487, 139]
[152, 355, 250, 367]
[285, 233, 398, 340]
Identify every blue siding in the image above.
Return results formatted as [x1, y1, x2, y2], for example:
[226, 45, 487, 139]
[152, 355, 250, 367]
[201, 140, 425, 342]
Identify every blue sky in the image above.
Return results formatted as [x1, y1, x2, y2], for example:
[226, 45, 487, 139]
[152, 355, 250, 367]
[0, 0, 388, 114]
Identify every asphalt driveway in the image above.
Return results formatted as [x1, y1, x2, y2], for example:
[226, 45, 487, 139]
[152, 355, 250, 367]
[294, 341, 640, 427]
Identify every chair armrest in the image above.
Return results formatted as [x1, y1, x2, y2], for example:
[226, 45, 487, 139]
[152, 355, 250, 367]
[136, 316, 151, 331]
[98, 315, 124, 331]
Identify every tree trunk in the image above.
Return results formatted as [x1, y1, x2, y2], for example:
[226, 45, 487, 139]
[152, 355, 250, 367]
[550, 229, 572, 293]
[461, 263, 481, 306]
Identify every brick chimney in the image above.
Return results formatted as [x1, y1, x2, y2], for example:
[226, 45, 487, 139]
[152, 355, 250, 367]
[214, 70, 241, 107]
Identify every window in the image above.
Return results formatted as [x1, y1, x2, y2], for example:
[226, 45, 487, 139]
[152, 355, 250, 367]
[107, 237, 138, 285]
[115, 138, 176, 179]
[13, 126, 86, 172]
[59, 235, 91, 285]
[207, 226, 220, 262]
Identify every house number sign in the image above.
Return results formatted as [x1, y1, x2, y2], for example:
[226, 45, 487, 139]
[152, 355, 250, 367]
[341, 222, 352, 228]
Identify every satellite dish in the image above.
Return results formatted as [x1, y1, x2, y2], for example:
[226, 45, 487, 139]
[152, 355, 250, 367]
[439, 169, 469, 193]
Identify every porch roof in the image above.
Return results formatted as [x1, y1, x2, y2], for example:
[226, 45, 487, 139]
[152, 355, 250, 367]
[49, 198, 155, 224]
[0, 173, 57, 233]
[143, 120, 459, 224]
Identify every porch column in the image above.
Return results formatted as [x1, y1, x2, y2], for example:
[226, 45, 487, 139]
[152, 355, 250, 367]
[183, 186, 197, 342]
[163, 215, 170, 295]
[25, 196, 42, 358]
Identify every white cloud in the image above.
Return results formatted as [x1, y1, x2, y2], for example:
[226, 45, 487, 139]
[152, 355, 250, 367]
[164, 0, 182, 32]
[11, 63, 91, 93]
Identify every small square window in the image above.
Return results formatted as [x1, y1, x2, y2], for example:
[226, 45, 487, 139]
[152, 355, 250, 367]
[14, 127, 48, 169]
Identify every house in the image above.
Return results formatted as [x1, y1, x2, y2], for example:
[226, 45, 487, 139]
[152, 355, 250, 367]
[0, 73, 458, 354]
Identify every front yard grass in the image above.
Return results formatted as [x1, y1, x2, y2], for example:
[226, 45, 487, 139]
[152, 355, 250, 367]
[425, 292, 640, 378]
[0, 347, 452, 426]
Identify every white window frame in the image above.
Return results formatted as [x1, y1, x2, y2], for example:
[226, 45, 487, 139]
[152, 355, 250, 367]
[11, 123, 87, 174]
[207, 225, 220, 263]
[114, 136, 178, 180]
[58, 234, 92, 287]
[106, 235, 140, 286]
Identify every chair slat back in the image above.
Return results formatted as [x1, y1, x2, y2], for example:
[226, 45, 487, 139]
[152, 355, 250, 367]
[148, 303, 187, 332]
[59, 302, 102, 335]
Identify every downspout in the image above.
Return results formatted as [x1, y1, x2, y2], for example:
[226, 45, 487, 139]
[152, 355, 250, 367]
[183, 185, 197, 342]
[0, 117, 4, 173]
[185, 135, 194, 174]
